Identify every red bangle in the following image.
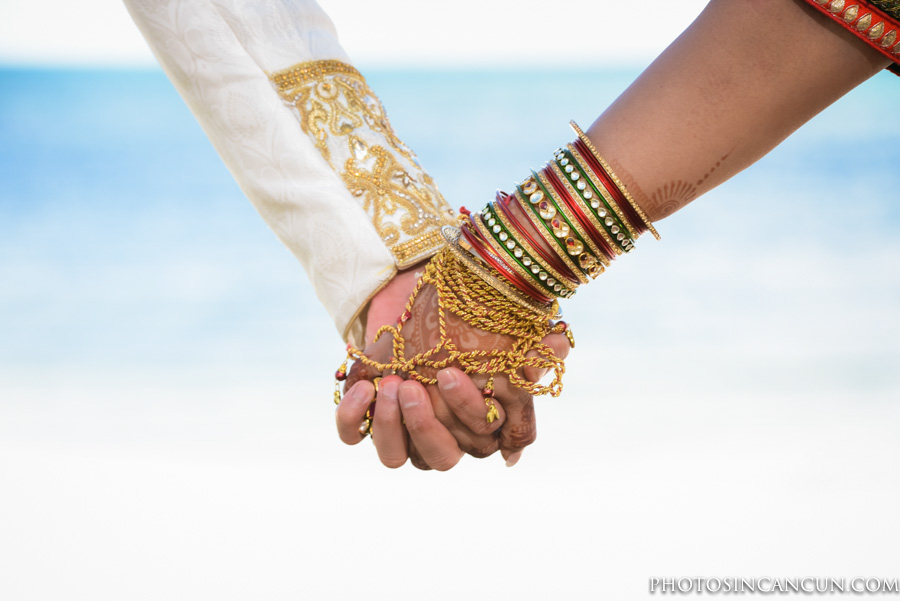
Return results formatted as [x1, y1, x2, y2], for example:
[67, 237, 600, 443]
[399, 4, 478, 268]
[460, 219, 553, 303]
[572, 138, 648, 236]
[495, 192, 581, 288]
[501, 191, 583, 286]
[541, 164, 617, 262]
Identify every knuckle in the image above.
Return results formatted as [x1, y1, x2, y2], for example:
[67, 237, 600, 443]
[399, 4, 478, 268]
[473, 418, 501, 436]
[343, 361, 371, 392]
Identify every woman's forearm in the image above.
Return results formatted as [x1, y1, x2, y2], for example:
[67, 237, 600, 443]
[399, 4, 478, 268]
[378, 0, 894, 319]
[588, 0, 891, 221]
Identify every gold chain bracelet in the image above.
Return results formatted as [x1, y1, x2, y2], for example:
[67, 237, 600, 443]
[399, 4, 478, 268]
[334, 244, 572, 428]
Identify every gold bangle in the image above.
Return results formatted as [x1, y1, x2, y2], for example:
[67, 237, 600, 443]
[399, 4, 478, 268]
[533, 169, 607, 277]
[545, 160, 624, 259]
[474, 207, 575, 299]
[490, 200, 579, 290]
[532, 170, 609, 266]
[570, 120, 661, 240]
[514, 186, 592, 285]
[442, 226, 560, 319]
[564, 143, 638, 244]
[472, 210, 560, 298]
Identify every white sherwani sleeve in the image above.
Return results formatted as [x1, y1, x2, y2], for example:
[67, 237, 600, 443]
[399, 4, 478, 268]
[123, 0, 457, 347]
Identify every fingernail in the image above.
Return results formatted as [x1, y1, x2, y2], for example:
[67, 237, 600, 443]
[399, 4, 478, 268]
[398, 383, 421, 410]
[505, 451, 523, 468]
[436, 369, 457, 390]
[380, 378, 399, 401]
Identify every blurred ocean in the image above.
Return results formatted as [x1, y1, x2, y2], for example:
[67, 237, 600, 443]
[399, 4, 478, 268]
[1, 67, 899, 600]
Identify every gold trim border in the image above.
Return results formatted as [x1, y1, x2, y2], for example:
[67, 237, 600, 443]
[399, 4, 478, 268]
[269, 60, 362, 90]
[392, 230, 448, 269]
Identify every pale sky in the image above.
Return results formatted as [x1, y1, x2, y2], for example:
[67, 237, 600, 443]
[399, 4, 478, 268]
[0, 0, 708, 67]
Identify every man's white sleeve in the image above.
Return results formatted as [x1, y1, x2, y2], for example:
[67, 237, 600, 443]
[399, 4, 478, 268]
[124, 0, 456, 347]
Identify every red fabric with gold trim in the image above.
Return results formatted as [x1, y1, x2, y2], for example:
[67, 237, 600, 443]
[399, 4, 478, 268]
[803, 0, 900, 74]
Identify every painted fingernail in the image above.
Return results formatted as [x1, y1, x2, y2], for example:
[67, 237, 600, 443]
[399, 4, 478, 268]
[436, 369, 457, 390]
[398, 382, 421, 410]
[505, 451, 523, 468]
[379, 377, 399, 401]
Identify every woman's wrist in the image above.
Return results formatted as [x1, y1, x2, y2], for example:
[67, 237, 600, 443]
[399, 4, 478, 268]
[456, 123, 659, 308]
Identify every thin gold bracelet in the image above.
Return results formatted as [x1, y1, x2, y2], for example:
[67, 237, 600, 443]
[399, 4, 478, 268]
[570, 120, 661, 240]
[442, 226, 560, 318]
[563, 144, 637, 246]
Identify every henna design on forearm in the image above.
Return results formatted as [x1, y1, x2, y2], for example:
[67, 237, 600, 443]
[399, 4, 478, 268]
[607, 151, 732, 222]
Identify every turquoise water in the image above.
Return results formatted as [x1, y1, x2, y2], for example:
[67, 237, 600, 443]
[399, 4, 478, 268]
[1, 67, 899, 601]
[1, 67, 898, 382]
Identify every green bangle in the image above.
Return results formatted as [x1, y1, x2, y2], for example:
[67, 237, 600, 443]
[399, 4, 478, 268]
[537, 165, 617, 265]
[529, 169, 605, 278]
[516, 180, 592, 285]
[561, 144, 636, 251]
[477, 204, 574, 298]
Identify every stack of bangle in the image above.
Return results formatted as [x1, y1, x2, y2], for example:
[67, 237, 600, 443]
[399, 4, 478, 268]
[445, 121, 660, 308]
[338, 121, 658, 423]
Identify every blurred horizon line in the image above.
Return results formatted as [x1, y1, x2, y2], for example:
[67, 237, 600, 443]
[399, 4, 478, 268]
[0, 61, 649, 75]
[0, 58, 653, 71]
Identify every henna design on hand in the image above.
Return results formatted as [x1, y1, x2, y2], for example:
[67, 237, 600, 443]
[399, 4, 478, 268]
[504, 400, 537, 448]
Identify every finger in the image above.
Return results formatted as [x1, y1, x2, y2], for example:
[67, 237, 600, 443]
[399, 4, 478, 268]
[343, 335, 394, 393]
[421, 380, 501, 460]
[335, 380, 376, 445]
[398, 380, 464, 471]
[407, 439, 432, 471]
[436, 368, 505, 436]
[524, 333, 571, 383]
[344, 357, 380, 393]
[371, 376, 408, 468]
[497, 389, 536, 466]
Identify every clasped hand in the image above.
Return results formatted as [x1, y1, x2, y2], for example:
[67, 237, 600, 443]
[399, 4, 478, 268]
[335, 263, 570, 470]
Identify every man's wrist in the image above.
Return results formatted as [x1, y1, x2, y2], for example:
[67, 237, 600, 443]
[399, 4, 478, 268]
[365, 260, 430, 345]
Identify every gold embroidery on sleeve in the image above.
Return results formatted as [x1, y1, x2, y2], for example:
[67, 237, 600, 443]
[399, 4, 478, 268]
[270, 60, 456, 268]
